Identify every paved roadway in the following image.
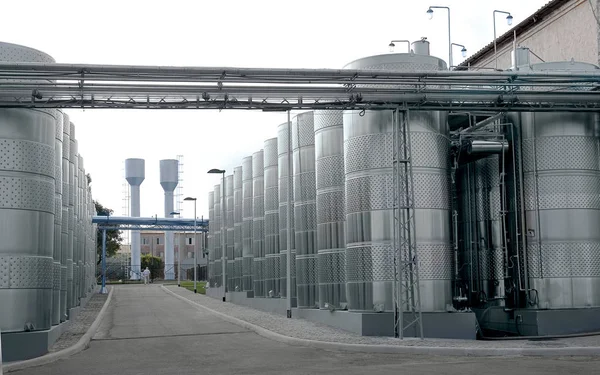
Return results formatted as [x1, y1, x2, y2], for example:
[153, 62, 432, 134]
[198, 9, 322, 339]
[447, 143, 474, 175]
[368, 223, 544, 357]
[16, 285, 600, 375]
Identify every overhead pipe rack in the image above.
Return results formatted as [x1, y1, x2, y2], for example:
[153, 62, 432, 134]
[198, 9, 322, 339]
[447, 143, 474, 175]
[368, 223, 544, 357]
[0, 62, 598, 111]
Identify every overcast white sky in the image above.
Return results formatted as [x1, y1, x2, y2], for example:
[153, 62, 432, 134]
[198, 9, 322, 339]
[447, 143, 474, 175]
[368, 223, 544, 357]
[2, 0, 548, 227]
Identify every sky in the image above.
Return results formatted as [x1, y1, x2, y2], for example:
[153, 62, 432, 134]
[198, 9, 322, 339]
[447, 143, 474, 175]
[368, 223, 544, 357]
[1, 0, 548, 231]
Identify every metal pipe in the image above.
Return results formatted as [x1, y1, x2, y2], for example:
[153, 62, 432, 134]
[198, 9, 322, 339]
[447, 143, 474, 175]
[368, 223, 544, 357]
[92, 215, 208, 227]
[286, 110, 292, 318]
[514, 122, 529, 296]
[101, 229, 107, 294]
[466, 140, 509, 154]
[193, 202, 197, 293]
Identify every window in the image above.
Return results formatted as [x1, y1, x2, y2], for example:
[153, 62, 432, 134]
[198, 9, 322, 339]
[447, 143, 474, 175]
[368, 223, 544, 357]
[142, 238, 147, 245]
[156, 237, 160, 245]
[188, 237, 194, 245]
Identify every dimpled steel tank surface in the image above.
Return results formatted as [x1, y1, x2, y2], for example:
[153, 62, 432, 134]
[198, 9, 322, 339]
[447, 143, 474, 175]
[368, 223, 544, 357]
[264, 138, 280, 297]
[343, 51, 452, 312]
[252, 150, 266, 297]
[242, 156, 254, 291]
[233, 166, 243, 291]
[213, 184, 222, 287]
[0, 42, 57, 332]
[509, 61, 600, 309]
[293, 111, 318, 308]
[278, 122, 296, 298]
[225, 174, 234, 292]
[315, 110, 347, 309]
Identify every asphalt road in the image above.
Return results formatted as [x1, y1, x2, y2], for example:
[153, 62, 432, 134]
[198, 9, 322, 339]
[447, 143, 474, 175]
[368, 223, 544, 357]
[15, 285, 600, 375]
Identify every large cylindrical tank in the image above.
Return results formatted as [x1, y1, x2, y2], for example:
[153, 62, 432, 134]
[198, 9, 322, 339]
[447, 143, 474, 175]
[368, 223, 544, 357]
[60, 113, 70, 321]
[225, 174, 234, 292]
[509, 61, 600, 309]
[252, 150, 265, 297]
[293, 111, 318, 308]
[125, 158, 145, 280]
[457, 155, 505, 305]
[0, 42, 57, 333]
[208, 191, 215, 286]
[278, 121, 296, 298]
[213, 184, 222, 287]
[233, 166, 243, 291]
[343, 52, 451, 312]
[264, 138, 280, 297]
[160, 159, 179, 280]
[52, 110, 64, 325]
[242, 156, 254, 291]
[67, 126, 76, 306]
[315, 110, 347, 309]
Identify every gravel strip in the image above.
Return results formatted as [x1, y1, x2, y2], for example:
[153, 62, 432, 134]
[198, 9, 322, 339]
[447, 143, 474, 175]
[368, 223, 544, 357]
[49, 293, 108, 352]
[166, 285, 600, 349]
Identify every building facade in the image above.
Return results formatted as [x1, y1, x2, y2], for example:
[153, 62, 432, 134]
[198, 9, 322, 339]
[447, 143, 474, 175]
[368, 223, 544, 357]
[461, 0, 600, 69]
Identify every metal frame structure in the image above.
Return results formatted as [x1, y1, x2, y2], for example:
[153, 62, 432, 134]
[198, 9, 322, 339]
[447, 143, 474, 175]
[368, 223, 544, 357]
[0, 63, 598, 111]
[392, 108, 423, 339]
[93, 215, 208, 294]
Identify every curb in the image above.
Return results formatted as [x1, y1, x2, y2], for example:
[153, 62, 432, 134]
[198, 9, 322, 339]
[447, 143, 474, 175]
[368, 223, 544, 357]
[161, 285, 600, 357]
[4, 287, 114, 373]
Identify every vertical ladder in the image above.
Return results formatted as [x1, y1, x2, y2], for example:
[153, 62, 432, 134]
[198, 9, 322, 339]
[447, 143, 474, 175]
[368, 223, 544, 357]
[121, 162, 130, 245]
[392, 108, 424, 339]
[175, 154, 184, 215]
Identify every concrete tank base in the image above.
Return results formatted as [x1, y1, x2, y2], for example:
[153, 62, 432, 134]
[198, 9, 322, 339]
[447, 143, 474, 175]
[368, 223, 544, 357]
[1, 286, 96, 362]
[292, 309, 477, 339]
[476, 307, 600, 336]
[223, 291, 297, 316]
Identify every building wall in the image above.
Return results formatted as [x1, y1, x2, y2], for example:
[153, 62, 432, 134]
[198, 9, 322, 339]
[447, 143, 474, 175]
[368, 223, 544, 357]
[469, 0, 599, 69]
[139, 231, 206, 263]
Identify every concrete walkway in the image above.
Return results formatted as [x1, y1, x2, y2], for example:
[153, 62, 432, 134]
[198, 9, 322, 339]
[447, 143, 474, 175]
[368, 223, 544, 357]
[15, 284, 600, 375]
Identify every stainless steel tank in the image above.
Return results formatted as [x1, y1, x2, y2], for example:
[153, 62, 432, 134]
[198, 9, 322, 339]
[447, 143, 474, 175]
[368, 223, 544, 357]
[225, 174, 234, 292]
[60, 113, 70, 321]
[233, 166, 243, 291]
[278, 121, 296, 298]
[252, 150, 265, 297]
[264, 138, 280, 297]
[208, 191, 215, 286]
[242, 156, 254, 291]
[213, 184, 222, 287]
[509, 61, 600, 308]
[0, 42, 57, 332]
[71, 141, 78, 307]
[343, 51, 451, 312]
[456, 155, 505, 305]
[315, 110, 347, 309]
[52, 110, 64, 325]
[293, 111, 318, 308]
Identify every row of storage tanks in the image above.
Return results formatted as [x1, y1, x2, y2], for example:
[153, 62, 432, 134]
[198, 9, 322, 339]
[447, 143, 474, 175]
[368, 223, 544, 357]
[207, 41, 600, 313]
[0, 42, 97, 333]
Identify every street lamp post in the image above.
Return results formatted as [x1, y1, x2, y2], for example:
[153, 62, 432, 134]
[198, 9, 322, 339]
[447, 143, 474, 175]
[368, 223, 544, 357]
[170, 211, 181, 286]
[208, 168, 227, 302]
[388, 39, 410, 53]
[184, 197, 197, 293]
[451, 43, 467, 65]
[427, 6, 452, 68]
[493, 10, 514, 70]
